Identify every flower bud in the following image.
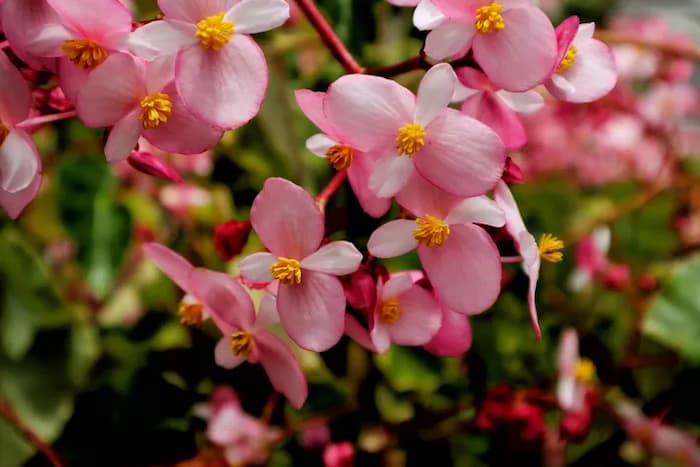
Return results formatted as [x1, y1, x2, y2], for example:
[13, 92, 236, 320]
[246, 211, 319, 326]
[502, 157, 524, 184]
[323, 442, 354, 467]
[602, 263, 631, 290]
[213, 220, 251, 261]
[127, 151, 183, 183]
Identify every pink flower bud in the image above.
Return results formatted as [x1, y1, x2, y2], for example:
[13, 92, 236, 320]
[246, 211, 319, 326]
[602, 263, 631, 289]
[323, 442, 354, 467]
[342, 268, 377, 311]
[213, 220, 252, 261]
[502, 157, 524, 184]
[127, 151, 183, 183]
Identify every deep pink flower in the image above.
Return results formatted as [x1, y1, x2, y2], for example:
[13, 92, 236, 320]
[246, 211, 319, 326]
[0, 52, 43, 219]
[128, 0, 289, 130]
[77, 53, 222, 162]
[426, 0, 557, 91]
[368, 173, 505, 315]
[454, 67, 543, 149]
[324, 63, 505, 199]
[546, 17, 617, 103]
[238, 178, 363, 351]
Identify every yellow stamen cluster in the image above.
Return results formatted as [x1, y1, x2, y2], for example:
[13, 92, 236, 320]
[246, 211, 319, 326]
[178, 302, 204, 326]
[396, 123, 426, 157]
[538, 233, 564, 263]
[574, 358, 596, 383]
[557, 46, 578, 73]
[414, 214, 450, 247]
[195, 12, 235, 50]
[475, 2, 505, 34]
[139, 92, 172, 129]
[62, 39, 108, 69]
[271, 257, 302, 285]
[0, 121, 8, 146]
[326, 144, 354, 170]
[379, 298, 402, 324]
[230, 330, 254, 356]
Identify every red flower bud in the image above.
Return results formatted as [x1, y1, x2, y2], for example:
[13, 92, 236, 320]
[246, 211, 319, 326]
[637, 273, 659, 292]
[127, 151, 183, 183]
[213, 220, 251, 261]
[502, 157, 524, 184]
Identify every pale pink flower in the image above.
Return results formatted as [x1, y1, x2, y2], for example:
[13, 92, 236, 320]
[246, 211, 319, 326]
[0, 52, 43, 219]
[384, 0, 445, 30]
[1, 0, 61, 70]
[453, 67, 543, 149]
[239, 177, 363, 352]
[128, 0, 289, 130]
[638, 82, 699, 129]
[426, 0, 557, 91]
[568, 227, 609, 291]
[77, 53, 222, 162]
[546, 17, 617, 103]
[191, 268, 308, 409]
[368, 173, 505, 315]
[295, 89, 391, 218]
[159, 184, 212, 216]
[324, 63, 505, 199]
[556, 329, 595, 411]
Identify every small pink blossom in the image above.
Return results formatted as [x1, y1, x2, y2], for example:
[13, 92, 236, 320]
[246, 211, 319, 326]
[556, 329, 594, 412]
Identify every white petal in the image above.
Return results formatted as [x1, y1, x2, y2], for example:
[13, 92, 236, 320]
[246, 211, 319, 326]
[0, 130, 40, 193]
[305, 133, 336, 158]
[424, 20, 475, 61]
[225, 0, 290, 34]
[368, 154, 414, 198]
[214, 337, 247, 369]
[496, 90, 544, 114]
[367, 220, 418, 258]
[301, 241, 362, 276]
[239, 252, 276, 283]
[445, 196, 505, 227]
[105, 112, 142, 162]
[126, 19, 197, 60]
[415, 63, 456, 127]
[413, 0, 445, 31]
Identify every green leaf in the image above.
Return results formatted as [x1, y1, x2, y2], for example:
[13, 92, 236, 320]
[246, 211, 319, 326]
[374, 346, 442, 394]
[0, 418, 35, 467]
[375, 384, 414, 423]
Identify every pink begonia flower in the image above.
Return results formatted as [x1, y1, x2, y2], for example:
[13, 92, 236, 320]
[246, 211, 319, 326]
[556, 329, 595, 412]
[494, 180, 563, 340]
[0, 52, 43, 219]
[324, 63, 505, 199]
[368, 173, 505, 315]
[426, 0, 557, 91]
[77, 53, 222, 162]
[568, 226, 609, 291]
[159, 184, 212, 217]
[454, 67, 543, 150]
[238, 177, 363, 352]
[384, 0, 445, 30]
[295, 89, 391, 218]
[19, 0, 132, 103]
[190, 268, 308, 409]
[546, 17, 617, 104]
[1, 0, 60, 71]
[128, 0, 289, 130]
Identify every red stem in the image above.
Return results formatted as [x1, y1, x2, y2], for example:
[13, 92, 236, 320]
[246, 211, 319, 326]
[316, 170, 348, 211]
[0, 399, 65, 467]
[294, 0, 364, 74]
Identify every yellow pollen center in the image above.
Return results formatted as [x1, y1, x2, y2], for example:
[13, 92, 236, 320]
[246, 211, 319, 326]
[178, 302, 204, 326]
[0, 121, 8, 146]
[414, 214, 450, 247]
[62, 39, 108, 69]
[325, 144, 354, 170]
[557, 46, 578, 73]
[271, 257, 302, 285]
[379, 298, 402, 324]
[475, 2, 505, 34]
[195, 12, 235, 50]
[230, 330, 254, 356]
[139, 92, 172, 129]
[396, 123, 426, 157]
[574, 358, 595, 383]
[538, 233, 564, 262]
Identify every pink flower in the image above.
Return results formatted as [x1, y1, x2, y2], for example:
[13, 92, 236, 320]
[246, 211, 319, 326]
[323, 442, 354, 467]
[568, 226, 609, 291]
[190, 268, 308, 409]
[454, 67, 543, 149]
[368, 173, 505, 315]
[77, 53, 222, 162]
[384, 0, 445, 30]
[295, 89, 391, 218]
[323, 63, 505, 199]
[556, 329, 595, 412]
[128, 0, 289, 130]
[426, 0, 557, 91]
[546, 17, 617, 103]
[0, 52, 43, 219]
[238, 177, 363, 352]
[639, 82, 699, 129]
[1, 0, 62, 71]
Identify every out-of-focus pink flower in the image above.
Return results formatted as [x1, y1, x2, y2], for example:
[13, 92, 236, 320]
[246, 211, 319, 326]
[454, 67, 543, 149]
[128, 0, 289, 130]
[0, 52, 43, 219]
[638, 82, 699, 129]
[475, 385, 546, 447]
[569, 227, 610, 291]
[560, 388, 596, 442]
[425, 0, 557, 91]
[323, 441, 354, 467]
[127, 150, 184, 183]
[295, 89, 390, 218]
[213, 220, 252, 261]
[602, 263, 630, 290]
[137, 138, 213, 176]
[323, 63, 505, 199]
[369, 173, 505, 315]
[239, 178, 362, 352]
[159, 184, 211, 215]
[191, 268, 308, 408]
[299, 425, 331, 451]
[556, 329, 596, 412]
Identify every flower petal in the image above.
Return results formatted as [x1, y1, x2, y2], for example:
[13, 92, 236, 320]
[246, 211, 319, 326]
[3, 0, 66, 65]
[105, 111, 142, 162]
[347, 154, 392, 218]
[226, 0, 289, 35]
[143, 242, 194, 292]
[368, 154, 415, 199]
[380, 275, 414, 300]
[424, 20, 475, 61]
[496, 90, 544, 114]
[0, 52, 31, 125]
[158, 0, 236, 22]
[301, 241, 362, 276]
[127, 19, 198, 60]
[56, 58, 89, 105]
[0, 167, 41, 219]
[0, 130, 41, 193]
[295, 89, 336, 137]
[47, 0, 132, 38]
[395, 171, 459, 220]
[370, 321, 391, 354]
[460, 93, 527, 150]
[553, 16, 580, 66]
[387, 285, 441, 346]
[444, 196, 505, 227]
[277, 271, 345, 352]
[256, 331, 308, 409]
[414, 0, 445, 30]
[367, 220, 418, 258]
[190, 268, 256, 330]
[423, 305, 472, 356]
[239, 252, 276, 283]
[415, 63, 456, 127]
[345, 314, 377, 352]
[214, 337, 247, 369]
[306, 133, 336, 158]
[255, 293, 279, 329]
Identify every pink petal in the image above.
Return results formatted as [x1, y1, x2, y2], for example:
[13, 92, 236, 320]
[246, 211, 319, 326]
[380, 275, 414, 300]
[176, 34, 267, 130]
[158, 0, 236, 22]
[250, 177, 323, 258]
[419, 223, 501, 315]
[56, 57, 89, 105]
[256, 331, 308, 409]
[105, 110, 142, 162]
[431, 0, 480, 19]
[444, 196, 505, 227]
[415, 63, 456, 126]
[47, 0, 132, 38]
[225, 0, 289, 34]
[190, 268, 256, 330]
[143, 242, 194, 292]
[345, 314, 377, 352]
[324, 74, 414, 152]
[493, 180, 528, 246]
[367, 220, 418, 258]
[524, 237, 542, 340]
[424, 20, 475, 61]
[214, 337, 247, 369]
[0, 52, 31, 125]
[127, 20, 198, 59]
[306, 133, 336, 157]
[455, 67, 492, 91]
[347, 154, 392, 218]
[77, 53, 144, 127]
[423, 305, 472, 356]
[301, 241, 362, 276]
[417, 109, 505, 197]
[414, 0, 445, 31]
[395, 171, 458, 220]
[276, 271, 345, 352]
[2, 0, 66, 65]
[370, 321, 392, 354]
[0, 153, 41, 219]
[385, 0, 419, 5]
[368, 154, 414, 198]
[553, 16, 580, 67]
[295, 89, 337, 138]
[255, 293, 279, 329]
[496, 90, 544, 114]
[144, 52, 176, 93]
[557, 328, 579, 376]
[0, 130, 40, 193]
[238, 252, 276, 283]
[472, 5, 556, 91]
[387, 285, 441, 346]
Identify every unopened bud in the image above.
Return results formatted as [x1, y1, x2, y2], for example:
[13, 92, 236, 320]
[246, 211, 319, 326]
[213, 220, 251, 261]
[502, 157, 524, 184]
[127, 151, 183, 183]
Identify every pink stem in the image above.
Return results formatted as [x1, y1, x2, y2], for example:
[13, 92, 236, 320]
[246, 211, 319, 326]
[316, 170, 348, 211]
[500, 255, 524, 263]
